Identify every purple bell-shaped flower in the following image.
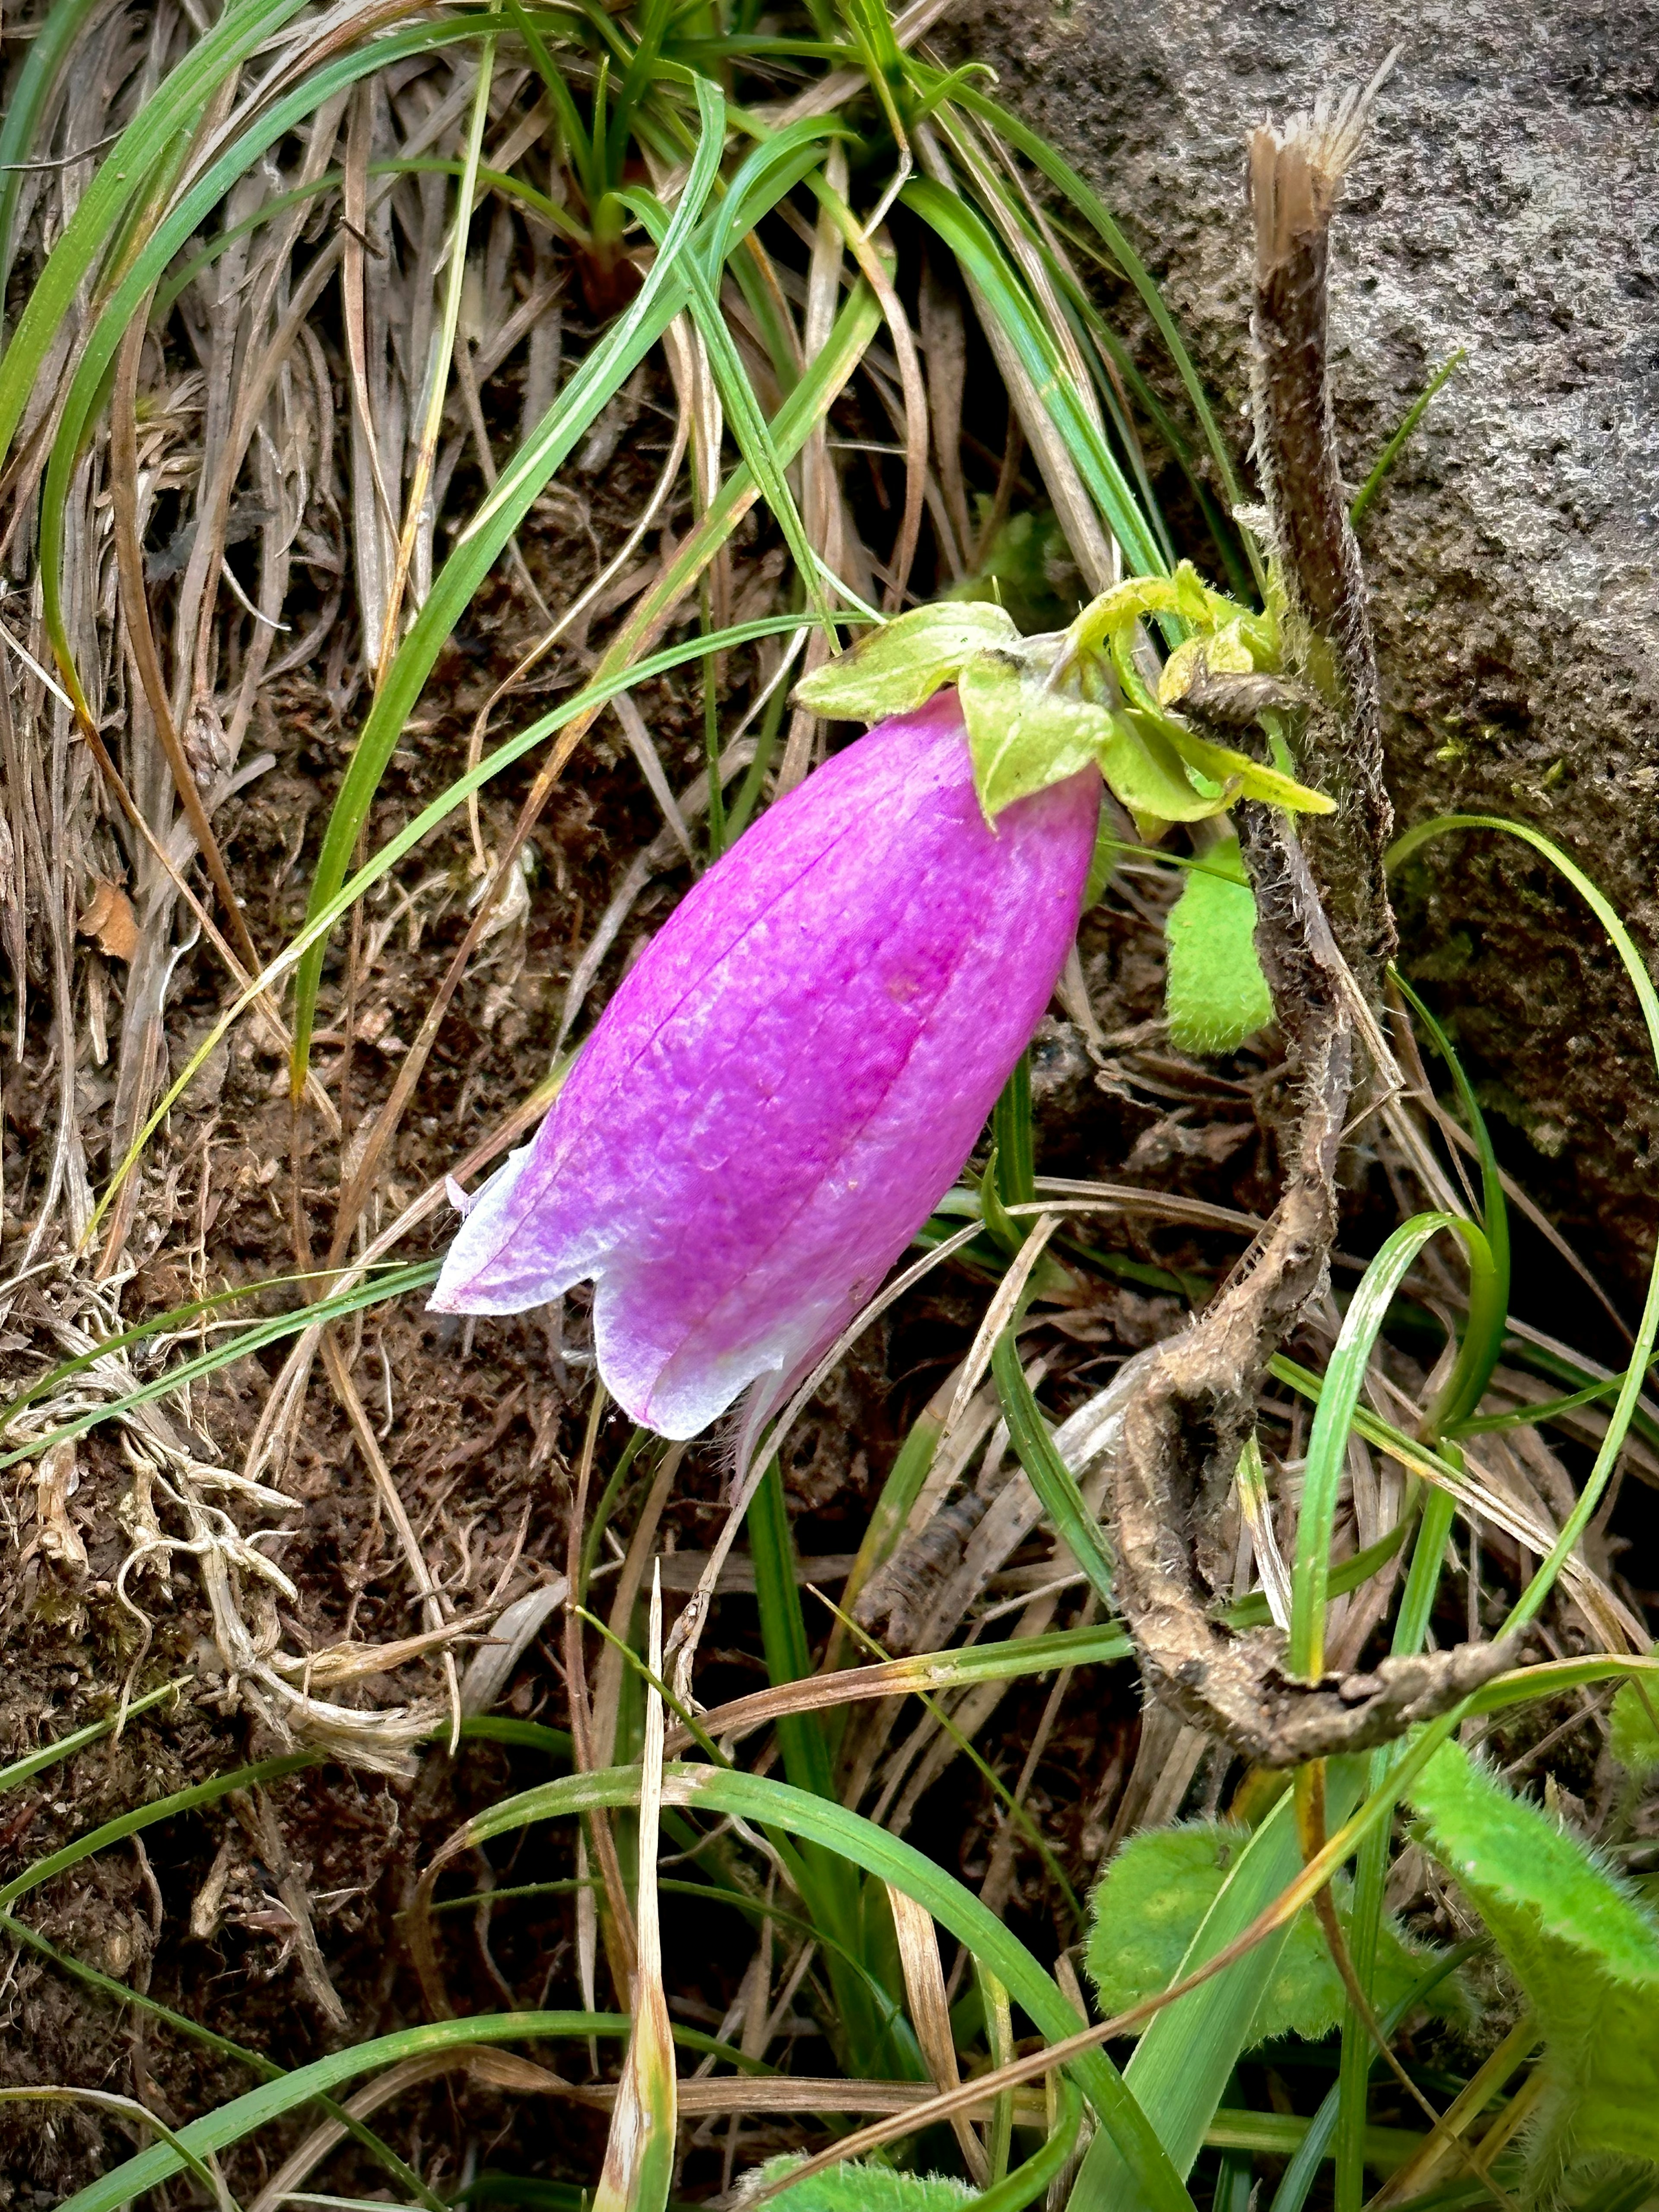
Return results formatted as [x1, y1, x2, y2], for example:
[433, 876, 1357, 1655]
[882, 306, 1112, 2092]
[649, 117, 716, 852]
[430, 687, 1098, 1439]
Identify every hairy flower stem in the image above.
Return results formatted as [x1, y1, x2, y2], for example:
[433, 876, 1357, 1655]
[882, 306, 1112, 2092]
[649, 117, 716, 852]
[1111, 804, 1505, 1762]
[1248, 75, 1398, 1003]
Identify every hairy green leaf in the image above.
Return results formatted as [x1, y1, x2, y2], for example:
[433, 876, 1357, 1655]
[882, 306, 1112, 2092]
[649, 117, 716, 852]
[1408, 1739, 1659, 2177]
[1085, 1821, 1457, 2048]
[792, 602, 1020, 723]
[1071, 1787, 1316, 2210]
[1610, 1667, 1659, 1775]
[1163, 838, 1273, 1054]
[750, 2161, 971, 2209]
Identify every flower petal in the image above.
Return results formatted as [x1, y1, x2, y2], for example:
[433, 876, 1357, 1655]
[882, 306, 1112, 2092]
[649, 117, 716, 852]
[429, 1142, 617, 1314]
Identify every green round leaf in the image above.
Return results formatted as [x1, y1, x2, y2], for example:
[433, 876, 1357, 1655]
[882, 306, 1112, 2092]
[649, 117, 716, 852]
[1164, 840, 1274, 1055]
[1085, 1821, 1459, 2050]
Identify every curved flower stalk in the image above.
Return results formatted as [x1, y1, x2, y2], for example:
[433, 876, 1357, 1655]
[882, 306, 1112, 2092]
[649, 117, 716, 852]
[432, 689, 1099, 1440]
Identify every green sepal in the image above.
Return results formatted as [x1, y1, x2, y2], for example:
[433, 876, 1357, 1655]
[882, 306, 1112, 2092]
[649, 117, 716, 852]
[791, 601, 1020, 724]
[1100, 710, 1234, 825]
[959, 645, 1110, 820]
[1162, 717, 1334, 815]
[1165, 837, 1274, 1056]
[1069, 559, 1242, 658]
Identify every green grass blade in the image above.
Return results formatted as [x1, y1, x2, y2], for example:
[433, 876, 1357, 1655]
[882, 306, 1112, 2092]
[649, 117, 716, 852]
[943, 82, 1259, 588]
[1388, 817, 1659, 1642]
[749, 1461, 911, 2077]
[991, 1333, 1116, 1611]
[1, 1265, 412, 1434]
[1288, 1212, 1495, 1682]
[150, 153, 586, 330]
[1351, 352, 1465, 526]
[0, 0, 316, 470]
[290, 82, 732, 1085]
[448, 1764, 1195, 2212]
[833, 1389, 945, 1639]
[0, 1679, 182, 1793]
[458, 1716, 576, 1762]
[1068, 1778, 1354, 2211]
[36, 13, 496, 701]
[976, 2076, 1083, 2211]
[751, 1462, 838, 1803]
[0, 1262, 439, 1470]
[1392, 972, 1511, 1436]
[900, 176, 1164, 578]
[1456, 1377, 1623, 1437]
[1332, 1479, 1459, 2212]
[50, 2013, 701, 2212]
[992, 1052, 1036, 1213]
[706, 114, 845, 271]
[1489, 1338, 1659, 1457]
[506, 0, 607, 219]
[0, 0, 110, 297]
[0, 1753, 319, 1913]
[0, 1910, 446, 2210]
[618, 179, 837, 623]
[1274, 1943, 1481, 2212]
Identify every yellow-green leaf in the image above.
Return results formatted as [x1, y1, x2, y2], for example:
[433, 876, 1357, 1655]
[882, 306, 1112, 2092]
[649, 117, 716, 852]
[958, 648, 1107, 820]
[792, 601, 1020, 724]
[1098, 712, 1233, 825]
[1164, 721, 1334, 815]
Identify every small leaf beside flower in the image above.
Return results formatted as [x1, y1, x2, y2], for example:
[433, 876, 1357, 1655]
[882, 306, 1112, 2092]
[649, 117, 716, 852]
[791, 600, 1020, 723]
[958, 647, 1114, 820]
[1097, 710, 1237, 829]
[1164, 836, 1274, 1055]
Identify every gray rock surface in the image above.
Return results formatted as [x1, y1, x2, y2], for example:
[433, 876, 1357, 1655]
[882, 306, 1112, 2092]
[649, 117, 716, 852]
[958, 0, 1659, 1290]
